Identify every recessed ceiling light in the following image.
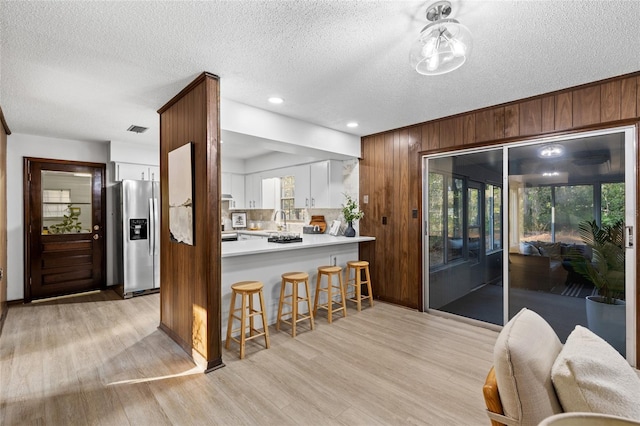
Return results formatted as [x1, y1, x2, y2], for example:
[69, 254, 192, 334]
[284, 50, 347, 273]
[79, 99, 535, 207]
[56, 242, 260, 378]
[268, 97, 284, 104]
[542, 171, 560, 177]
[347, 122, 359, 128]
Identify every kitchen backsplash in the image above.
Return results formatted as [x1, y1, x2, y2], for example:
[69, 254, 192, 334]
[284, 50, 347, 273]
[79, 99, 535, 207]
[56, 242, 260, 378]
[221, 206, 344, 234]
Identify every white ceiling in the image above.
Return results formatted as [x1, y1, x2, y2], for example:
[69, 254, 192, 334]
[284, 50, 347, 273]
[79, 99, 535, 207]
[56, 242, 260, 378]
[1, 1, 639, 153]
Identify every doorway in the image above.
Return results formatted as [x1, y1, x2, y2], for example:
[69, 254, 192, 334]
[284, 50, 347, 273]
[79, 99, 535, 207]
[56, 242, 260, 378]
[424, 126, 636, 362]
[24, 158, 106, 301]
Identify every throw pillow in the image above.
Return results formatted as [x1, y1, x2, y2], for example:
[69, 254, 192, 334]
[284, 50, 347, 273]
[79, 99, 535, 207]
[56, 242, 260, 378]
[551, 325, 640, 420]
[494, 308, 563, 425]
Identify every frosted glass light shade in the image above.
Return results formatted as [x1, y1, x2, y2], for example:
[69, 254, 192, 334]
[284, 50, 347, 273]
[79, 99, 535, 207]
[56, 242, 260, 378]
[410, 18, 473, 75]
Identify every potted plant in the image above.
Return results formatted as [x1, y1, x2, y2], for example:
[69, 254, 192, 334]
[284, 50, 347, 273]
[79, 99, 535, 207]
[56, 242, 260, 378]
[341, 194, 364, 237]
[571, 219, 625, 353]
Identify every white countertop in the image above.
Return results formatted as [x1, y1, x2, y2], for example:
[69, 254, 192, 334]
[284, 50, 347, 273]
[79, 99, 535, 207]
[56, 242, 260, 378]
[221, 234, 375, 258]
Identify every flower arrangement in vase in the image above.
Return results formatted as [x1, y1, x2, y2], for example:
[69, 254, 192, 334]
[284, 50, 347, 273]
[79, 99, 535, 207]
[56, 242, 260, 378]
[341, 194, 364, 237]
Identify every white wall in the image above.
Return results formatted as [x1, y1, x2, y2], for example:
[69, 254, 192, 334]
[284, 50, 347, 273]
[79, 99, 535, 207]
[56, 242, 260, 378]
[221, 98, 361, 159]
[6, 133, 109, 301]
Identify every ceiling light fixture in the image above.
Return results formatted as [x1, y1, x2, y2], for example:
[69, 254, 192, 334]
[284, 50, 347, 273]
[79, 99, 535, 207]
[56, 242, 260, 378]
[538, 144, 565, 158]
[410, 1, 473, 76]
[268, 97, 284, 104]
[347, 122, 358, 128]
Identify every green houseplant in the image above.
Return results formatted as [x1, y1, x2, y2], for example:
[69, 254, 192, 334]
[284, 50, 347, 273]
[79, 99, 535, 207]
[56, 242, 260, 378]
[571, 219, 625, 304]
[571, 219, 625, 353]
[341, 194, 364, 237]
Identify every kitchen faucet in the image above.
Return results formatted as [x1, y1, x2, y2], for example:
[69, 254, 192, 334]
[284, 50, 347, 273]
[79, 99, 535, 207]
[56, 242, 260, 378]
[273, 210, 287, 231]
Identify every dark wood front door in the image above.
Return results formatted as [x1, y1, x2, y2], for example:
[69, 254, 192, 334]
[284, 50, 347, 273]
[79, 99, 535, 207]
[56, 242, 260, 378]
[24, 158, 106, 301]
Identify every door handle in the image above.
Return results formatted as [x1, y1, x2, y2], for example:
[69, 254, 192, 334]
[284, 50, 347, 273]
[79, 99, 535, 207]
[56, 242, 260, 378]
[626, 226, 634, 248]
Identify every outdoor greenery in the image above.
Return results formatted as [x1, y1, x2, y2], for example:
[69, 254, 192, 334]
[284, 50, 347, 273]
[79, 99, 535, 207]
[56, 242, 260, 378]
[571, 219, 625, 304]
[522, 182, 624, 242]
[48, 204, 82, 234]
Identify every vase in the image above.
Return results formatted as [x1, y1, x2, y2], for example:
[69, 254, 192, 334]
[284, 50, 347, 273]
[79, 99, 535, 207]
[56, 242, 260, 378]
[344, 221, 356, 237]
[585, 295, 626, 355]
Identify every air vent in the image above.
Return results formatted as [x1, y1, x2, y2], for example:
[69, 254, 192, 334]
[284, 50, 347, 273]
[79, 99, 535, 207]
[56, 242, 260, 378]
[127, 125, 148, 133]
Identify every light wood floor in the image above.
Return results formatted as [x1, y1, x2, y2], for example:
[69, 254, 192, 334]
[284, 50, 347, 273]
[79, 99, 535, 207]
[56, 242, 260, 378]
[0, 290, 498, 425]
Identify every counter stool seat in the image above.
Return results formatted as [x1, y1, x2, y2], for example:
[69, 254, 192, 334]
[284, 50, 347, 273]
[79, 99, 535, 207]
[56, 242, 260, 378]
[345, 260, 374, 312]
[277, 272, 315, 337]
[313, 265, 347, 323]
[225, 280, 270, 359]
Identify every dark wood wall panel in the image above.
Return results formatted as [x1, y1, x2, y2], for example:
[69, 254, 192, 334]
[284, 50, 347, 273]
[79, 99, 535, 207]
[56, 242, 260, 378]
[158, 73, 222, 372]
[360, 71, 640, 361]
[573, 86, 601, 127]
[541, 96, 555, 132]
[421, 122, 439, 150]
[555, 92, 573, 130]
[601, 80, 621, 122]
[519, 99, 542, 136]
[621, 77, 637, 119]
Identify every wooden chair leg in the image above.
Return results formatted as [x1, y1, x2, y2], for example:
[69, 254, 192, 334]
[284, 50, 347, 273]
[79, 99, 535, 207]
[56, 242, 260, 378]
[225, 291, 236, 350]
[338, 270, 347, 318]
[276, 278, 285, 331]
[305, 278, 315, 330]
[258, 289, 270, 349]
[313, 271, 322, 317]
[326, 273, 333, 323]
[239, 292, 247, 359]
[291, 281, 298, 338]
[365, 266, 374, 307]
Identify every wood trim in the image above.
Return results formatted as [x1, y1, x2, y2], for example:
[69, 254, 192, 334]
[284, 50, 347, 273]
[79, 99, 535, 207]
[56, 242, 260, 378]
[0, 106, 11, 135]
[23, 158, 107, 302]
[158, 72, 223, 372]
[157, 72, 220, 114]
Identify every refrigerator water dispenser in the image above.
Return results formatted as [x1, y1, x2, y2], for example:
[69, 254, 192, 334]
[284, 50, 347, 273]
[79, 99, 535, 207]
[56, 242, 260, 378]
[129, 218, 148, 240]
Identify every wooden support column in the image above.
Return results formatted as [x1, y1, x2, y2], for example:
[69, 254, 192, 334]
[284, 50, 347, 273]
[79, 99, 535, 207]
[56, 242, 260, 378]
[157, 72, 223, 372]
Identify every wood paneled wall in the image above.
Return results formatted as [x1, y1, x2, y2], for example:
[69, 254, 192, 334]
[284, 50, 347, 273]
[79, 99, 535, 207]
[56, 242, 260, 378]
[0, 107, 9, 336]
[158, 73, 223, 372]
[359, 72, 640, 316]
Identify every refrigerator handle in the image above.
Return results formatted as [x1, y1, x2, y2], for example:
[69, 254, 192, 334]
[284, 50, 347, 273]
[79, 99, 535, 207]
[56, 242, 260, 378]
[149, 198, 155, 256]
[153, 198, 159, 255]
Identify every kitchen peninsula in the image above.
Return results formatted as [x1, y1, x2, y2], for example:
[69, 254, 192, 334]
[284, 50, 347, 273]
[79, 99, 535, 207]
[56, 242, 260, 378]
[221, 233, 374, 333]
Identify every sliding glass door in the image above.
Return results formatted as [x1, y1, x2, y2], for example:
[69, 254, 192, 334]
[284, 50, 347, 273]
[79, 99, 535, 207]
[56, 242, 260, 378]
[425, 150, 504, 325]
[424, 126, 636, 361]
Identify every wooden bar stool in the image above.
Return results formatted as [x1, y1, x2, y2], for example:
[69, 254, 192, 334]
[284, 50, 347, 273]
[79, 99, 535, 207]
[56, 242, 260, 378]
[276, 272, 315, 337]
[345, 260, 374, 311]
[225, 281, 270, 359]
[313, 265, 347, 323]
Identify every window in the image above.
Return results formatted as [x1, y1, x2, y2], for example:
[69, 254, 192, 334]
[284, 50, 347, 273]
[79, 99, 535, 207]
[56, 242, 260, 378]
[280, 176, 304, 221]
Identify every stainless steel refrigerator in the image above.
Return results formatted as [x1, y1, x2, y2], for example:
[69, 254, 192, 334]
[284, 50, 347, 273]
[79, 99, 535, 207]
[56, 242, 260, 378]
[112, 180, 160, 297]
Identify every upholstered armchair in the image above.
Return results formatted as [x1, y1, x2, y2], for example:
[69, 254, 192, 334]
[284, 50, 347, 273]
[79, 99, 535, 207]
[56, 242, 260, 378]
[483, 308, 640, 426]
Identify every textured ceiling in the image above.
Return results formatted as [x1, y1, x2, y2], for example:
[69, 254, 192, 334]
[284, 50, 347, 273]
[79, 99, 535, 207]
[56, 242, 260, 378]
[1, 1, 639, 150]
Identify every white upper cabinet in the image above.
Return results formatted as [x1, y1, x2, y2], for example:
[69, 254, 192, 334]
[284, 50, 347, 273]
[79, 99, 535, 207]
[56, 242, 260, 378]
[222, 173, 245, 209]
[230, 174, 245, 209]
[294, 160, 343, 209]
[245, 173, 262, 209]
[261, 177, 279, 210]
[114, 162, 159, 182]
